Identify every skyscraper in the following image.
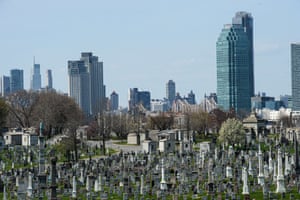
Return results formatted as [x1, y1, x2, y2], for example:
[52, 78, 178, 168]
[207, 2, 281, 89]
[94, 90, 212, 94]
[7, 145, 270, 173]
[110, 91, 119, 111]
[291, 43, 300, 111]
[0, 76, 10, 97]
[31, 63, 41, 91]
[46, 69, 53, 89]
[68, 60, 91, 115]
[81, 52, 106, 115]
[10, 69, 24, 93]
[128, 88, 151, 112]
[68, 52, 106, 116]
[232, 12, 254, 97]
[166, 80, 175, 105]
[216, 22, 252, 113]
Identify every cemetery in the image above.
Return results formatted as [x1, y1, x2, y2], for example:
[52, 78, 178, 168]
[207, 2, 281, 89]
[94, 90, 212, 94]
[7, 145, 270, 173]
[0, 117, 300, 199]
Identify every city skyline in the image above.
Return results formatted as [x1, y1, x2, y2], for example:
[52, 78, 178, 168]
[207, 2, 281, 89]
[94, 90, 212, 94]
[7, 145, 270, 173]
[1, 1, 300, 107]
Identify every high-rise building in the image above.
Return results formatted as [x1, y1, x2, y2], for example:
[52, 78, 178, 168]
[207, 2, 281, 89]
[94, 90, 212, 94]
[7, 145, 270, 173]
[0, 76, 10, 97]
[81, 52, 106, 115]
[68, 60, 90, 115]
[10, 69, 24, 93]
[46, 69, 53, 89]
[186, 90, 196, 105]
[292, 43, 300, 111]
[166, 80, 175, 105]
[110, 91, 119, 111]
[31, 63, 41, 91]
[68, 52, 106, 116]
[216, 12, 254, 114]
[233, 12, 254, 97]
[128, 88, 151, 112]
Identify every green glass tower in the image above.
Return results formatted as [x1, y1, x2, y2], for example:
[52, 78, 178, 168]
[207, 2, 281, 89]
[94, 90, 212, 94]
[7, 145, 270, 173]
[216, 23, 251, 113]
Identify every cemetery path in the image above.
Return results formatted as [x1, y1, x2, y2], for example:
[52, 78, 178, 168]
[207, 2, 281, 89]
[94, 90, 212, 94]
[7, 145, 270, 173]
[86, 140, 142, 153]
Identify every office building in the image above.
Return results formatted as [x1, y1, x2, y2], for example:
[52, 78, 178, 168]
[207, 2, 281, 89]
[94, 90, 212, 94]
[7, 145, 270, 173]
[68, 52, 106, 116]
[110, 91, 119, 111]
[292, 43, 300, 111]
[31, 64, 41, 91]
[232, 12, 254, 97]
[151, 99, 168, 112]
[10, 69, 24, 93]
[0, 76, 10, 97]
[68, 60, 90, 115]
[216, 12, 254, 114]
[128, 88, 151, 112]
[251, 93, 275, 110]
[186, 90, 196, 105]
[166, 80, 176, 105]
[46, 69, 53, 89]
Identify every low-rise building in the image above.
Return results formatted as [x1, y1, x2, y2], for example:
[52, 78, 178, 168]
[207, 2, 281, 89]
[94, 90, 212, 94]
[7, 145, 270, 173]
[3, 128, 38, 146]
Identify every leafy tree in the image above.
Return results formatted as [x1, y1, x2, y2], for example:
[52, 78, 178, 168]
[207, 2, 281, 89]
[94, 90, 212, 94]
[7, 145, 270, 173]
[218, 118, 245, 146]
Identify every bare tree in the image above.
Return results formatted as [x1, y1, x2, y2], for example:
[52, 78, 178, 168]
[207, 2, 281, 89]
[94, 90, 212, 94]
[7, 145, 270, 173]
[149, 113, 174, 131]
[189, 110, 213, 134]
[0, 98, 8, 128]
[6, 90, 39, 128]
[111, 113, 133, 139]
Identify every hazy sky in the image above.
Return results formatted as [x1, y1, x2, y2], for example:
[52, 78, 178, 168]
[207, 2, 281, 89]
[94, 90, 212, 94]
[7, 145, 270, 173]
[1, 0, 299, 107]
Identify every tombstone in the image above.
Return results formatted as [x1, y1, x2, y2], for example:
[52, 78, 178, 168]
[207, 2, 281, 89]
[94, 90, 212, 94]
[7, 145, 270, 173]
[72, 176, 76, 198]
[242, 167, 249, 195]
[284, 152, 291, 176]
[257, 144, 265, 186]
[247, 155, 254, 177]
[27, 172, 33, 198]
[276, 148, 286, 193]
[160, 159, 167, 191]
[226, 166, 232, 178]
[50, 156, 58, 199]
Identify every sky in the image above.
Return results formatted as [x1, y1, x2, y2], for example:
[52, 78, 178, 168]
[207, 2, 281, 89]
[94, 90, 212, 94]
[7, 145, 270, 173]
[1, 0, 300, 107]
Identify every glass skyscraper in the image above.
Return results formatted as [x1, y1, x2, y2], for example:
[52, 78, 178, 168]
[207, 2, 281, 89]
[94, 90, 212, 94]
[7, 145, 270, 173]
[166, 80, 176, 105]
[46, 69, 53, 89]
[233, 12, 254, 97]
[110, 91, 119, 111]
[31, 63, 42, 91]
[291, 43, 300, 111]
[216, 22, 252, 113]
[68, 52, 106, 116]
[10, 69, 24, 93]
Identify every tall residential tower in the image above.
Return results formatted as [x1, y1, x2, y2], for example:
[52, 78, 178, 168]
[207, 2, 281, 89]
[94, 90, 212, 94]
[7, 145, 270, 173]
[166, 80, 176, 106]
[68, 52, 106, 116]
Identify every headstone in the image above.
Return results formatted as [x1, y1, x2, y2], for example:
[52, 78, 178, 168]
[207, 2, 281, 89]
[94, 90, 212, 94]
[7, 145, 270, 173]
[257, 144, 264, 186]
[276, 148, 286, 193]
[27, 172, 33, 198]
[242, 167, 249, 195]
[72, 176, 77, 198]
